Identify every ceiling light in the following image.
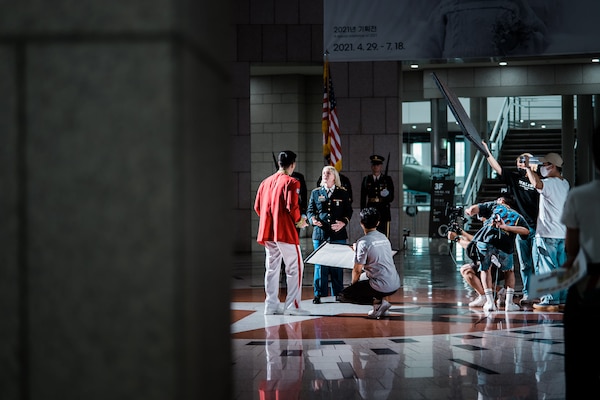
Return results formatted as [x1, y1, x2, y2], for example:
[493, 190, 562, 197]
[593, 58, 600, 63]
[499, 61, 508, 66]
[410, 64, 419, 69]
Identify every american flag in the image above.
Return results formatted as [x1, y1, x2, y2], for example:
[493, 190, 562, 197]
[322, 59, 342, 171]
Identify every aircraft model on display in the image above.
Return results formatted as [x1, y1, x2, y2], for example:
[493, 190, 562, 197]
[403, 153, 431, 193]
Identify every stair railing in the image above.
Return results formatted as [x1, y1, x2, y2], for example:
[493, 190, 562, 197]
[460, 97, 513, 206]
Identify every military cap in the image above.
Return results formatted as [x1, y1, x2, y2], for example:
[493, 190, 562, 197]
[370, 154, 384, 165]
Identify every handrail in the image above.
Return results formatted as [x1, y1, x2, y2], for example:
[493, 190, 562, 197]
[460, 97, 513, 206]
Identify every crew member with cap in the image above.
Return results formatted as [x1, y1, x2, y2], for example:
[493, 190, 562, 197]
[360, 154, 395, 237]
[524, 152, 570, 311]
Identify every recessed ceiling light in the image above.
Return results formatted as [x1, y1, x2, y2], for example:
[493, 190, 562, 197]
[410, 64, 419, 69]
[499, 61, 508, 66]
[592, 58, 600, 63]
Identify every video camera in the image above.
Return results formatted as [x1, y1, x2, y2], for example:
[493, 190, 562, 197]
[519, 155, 541, 171]
[440, 203, 466, 236]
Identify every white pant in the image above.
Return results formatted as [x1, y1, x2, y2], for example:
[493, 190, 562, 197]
[264, 241, 304, 311]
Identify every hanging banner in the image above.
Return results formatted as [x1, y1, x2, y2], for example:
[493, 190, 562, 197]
[324, 0, 600, 62]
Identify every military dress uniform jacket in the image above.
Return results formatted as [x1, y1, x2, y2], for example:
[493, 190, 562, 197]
[360, 174, 394, 222]
[307, 186, 353, 242]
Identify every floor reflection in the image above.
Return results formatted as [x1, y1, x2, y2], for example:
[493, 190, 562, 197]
[232, 237, 565, 399]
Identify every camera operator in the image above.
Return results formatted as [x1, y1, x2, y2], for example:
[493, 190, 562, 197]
[462, 195, 531, 312]
[443, 205, 488, 307]
[482, 140, 539, 305]
[448, 228, 487, 307]
[448, 212, 505, 308]
[525, 152, 570, 311]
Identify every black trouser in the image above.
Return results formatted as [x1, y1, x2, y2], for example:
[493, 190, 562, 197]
[337, 279, 396, 305]
[563, 272, 600, 399]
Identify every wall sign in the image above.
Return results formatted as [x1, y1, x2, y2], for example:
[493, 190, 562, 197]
[324, 0, 600, 62]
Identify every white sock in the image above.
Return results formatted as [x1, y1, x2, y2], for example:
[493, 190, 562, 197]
[484, 288, 494, 304]
[506, 288, 515, 304]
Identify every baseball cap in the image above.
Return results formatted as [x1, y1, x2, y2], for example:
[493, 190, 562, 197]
[539, 152, 563, 167]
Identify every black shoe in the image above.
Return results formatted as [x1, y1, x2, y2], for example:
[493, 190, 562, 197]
[313, 296, 321, 304]
[336, 294, 350, 303]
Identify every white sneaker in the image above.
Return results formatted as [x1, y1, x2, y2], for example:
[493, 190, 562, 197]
[264, 306, 283, 315]
[505, 302, 520, 312]
[468, 295, 486, 307]
[284, 307, 310, 316]
[368, 300, 391, 319]
[483, 301, 497, 312]
[533, 296, 559, 312]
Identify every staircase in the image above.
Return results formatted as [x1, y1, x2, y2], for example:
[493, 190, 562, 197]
[466, 127, 562, 233]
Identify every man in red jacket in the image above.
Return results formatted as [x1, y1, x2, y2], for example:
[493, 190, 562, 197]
[255, 150, 309, 316]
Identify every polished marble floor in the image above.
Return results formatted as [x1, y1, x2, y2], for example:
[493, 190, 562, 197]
[231, 237, 565, 399]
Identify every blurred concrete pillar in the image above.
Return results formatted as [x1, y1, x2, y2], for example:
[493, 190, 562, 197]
[470, 97, 488, 142]
[431, 98, 449, 165]
[0, 1, 232, 399]
[577, 94, 593, 185]
[562, 95, 575, 185]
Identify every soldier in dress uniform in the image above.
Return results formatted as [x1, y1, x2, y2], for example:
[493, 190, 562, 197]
[307, 166, 353, 304]
[360, 154, 395, 237]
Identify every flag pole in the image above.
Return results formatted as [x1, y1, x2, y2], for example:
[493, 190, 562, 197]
[322, 53, 331, 167]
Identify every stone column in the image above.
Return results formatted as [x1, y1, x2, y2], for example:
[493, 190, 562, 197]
[0, 1, 232, 399]
[576, 94, 593, 185]
[561, 95, 575, 185]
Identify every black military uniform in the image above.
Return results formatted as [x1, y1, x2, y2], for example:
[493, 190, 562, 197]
[307, 183, 353, 302]
[360, 155, 394, 237]
[316, 173, 353, 203]
[291, 171, 308, 215]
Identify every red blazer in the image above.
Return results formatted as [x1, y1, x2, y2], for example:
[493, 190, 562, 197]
[254, 172, 302, 246]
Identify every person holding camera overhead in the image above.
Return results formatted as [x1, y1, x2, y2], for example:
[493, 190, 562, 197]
[525, 152, 570, 311]
[481, 141, 540, 305]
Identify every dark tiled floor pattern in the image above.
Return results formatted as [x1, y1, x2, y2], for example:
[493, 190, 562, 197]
[231, 237, 565, 399]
